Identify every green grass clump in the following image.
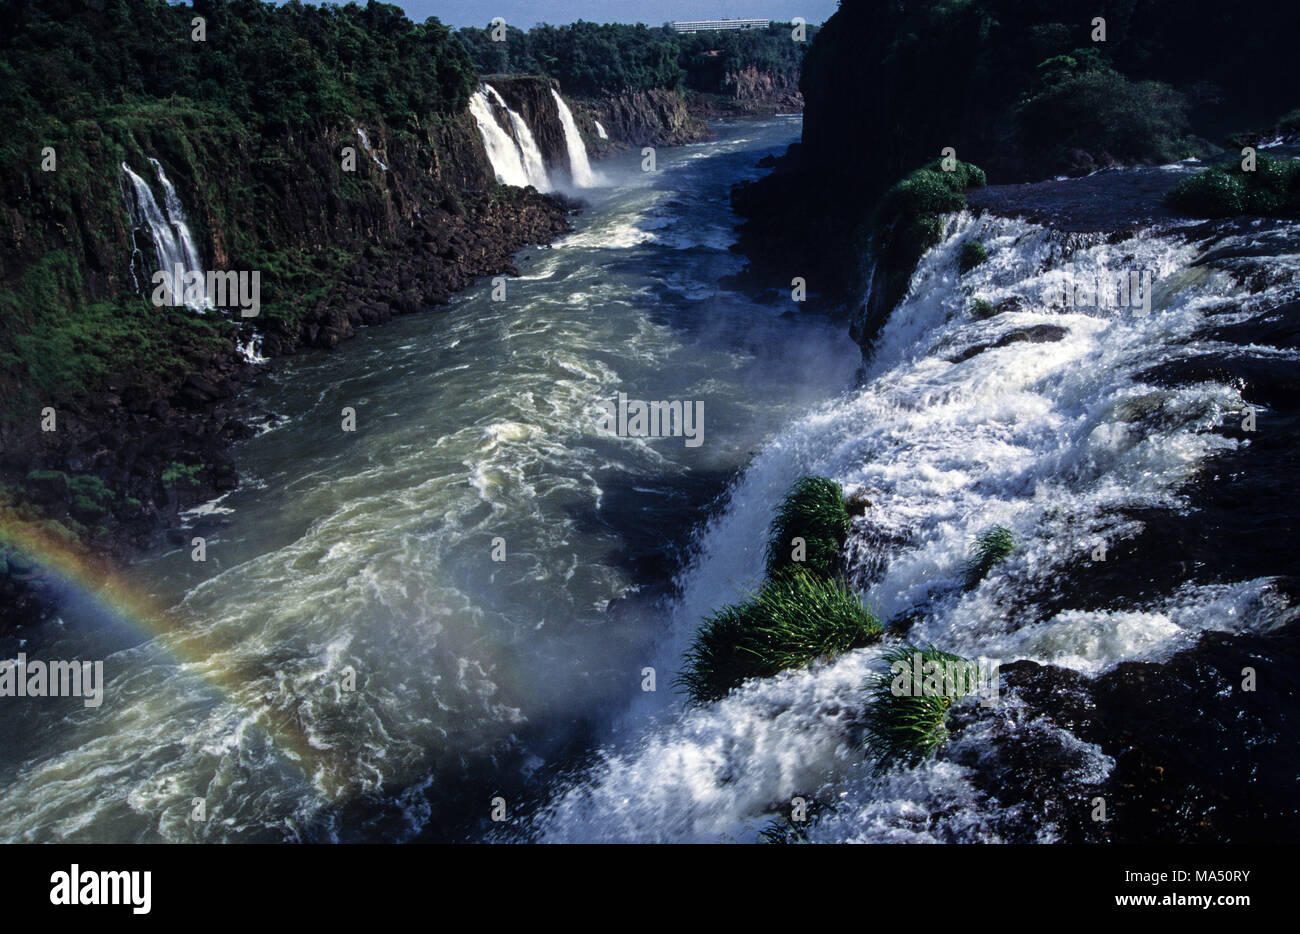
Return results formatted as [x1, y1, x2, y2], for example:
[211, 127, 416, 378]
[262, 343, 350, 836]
[1165, 155, 1300, 218]
[677, 567, 883, 704]
[963, 525, 1015, 588]
[864, 643, 977, 767]
[764, 476, 852, 578]
[875, 159, 986, 312]
[970, 297, 998, 319]
[959, 240, 988, 273]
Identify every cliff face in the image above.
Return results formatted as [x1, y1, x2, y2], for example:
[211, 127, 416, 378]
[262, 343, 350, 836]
[732, 0, 1300, 328]
[688, 68, 804, 117]
[570, 90, 711, 152]
[0, 89, 569, 632]
[484, 75, 572, 177]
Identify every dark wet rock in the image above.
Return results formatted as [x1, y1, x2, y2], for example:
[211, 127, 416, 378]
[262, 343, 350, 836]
[951, 324, 1068, 362]
[1141, 353, 1300, 411]
[956, 621, 1300, 843]
[964, 166, 1192, 233]
[1200, 300, 1300, 349]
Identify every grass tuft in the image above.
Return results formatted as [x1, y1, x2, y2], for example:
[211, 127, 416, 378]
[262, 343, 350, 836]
[963, 524, 1015, 588]
[864, 643, 976, 767]
[959, 240, 988, 273]
[764, 475, 851, 578]
[1165, 154, 1300, 218]
[677, 566, 882, 704]
[875, 159, 987, 312]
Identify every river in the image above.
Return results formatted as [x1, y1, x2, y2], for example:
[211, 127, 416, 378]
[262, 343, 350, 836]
[0, 116, 863, 842]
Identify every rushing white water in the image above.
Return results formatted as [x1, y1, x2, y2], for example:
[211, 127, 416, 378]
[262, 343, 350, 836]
[595, 120, 609, 140]
[121, 160, 209, 309]
[0, 119, 853, 844]
[237, 330, 267, 364]
[469, 90, 531, 187]
[551, 88, 598, 187]
[488, 85, 550, 191]
[528, 208, 1300, 842]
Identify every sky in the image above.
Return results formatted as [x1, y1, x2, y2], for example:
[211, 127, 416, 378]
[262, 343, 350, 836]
[354, 1, 840, 29]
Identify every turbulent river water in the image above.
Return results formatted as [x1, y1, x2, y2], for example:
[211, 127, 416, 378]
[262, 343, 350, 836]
[4, 120, 1297, 844]
[0, 117, 864, 842]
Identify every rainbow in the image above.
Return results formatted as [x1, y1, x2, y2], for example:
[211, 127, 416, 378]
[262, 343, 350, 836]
[0, 513, 344, 795]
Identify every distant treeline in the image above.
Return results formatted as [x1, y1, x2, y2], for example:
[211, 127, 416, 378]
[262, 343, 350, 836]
[0, 0, 476, 162]
[455, 21, 816, 97]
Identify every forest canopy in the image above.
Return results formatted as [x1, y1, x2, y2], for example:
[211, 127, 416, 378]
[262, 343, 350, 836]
[455, 21, 815, 97]
[0, 0, 477, 154]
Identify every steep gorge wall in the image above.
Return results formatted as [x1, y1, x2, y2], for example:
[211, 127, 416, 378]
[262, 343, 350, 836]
[732, 0, 1300, 324]
[0, 95, 569, 607]
[571, 89, 711, 153]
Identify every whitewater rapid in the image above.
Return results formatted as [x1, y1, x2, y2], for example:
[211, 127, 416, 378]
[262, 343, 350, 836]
[528, 207, 1300, 842]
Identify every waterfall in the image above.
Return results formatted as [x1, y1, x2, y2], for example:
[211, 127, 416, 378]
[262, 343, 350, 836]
[120, 160, 209, 310]
[237, 329, 266, 364]
[527, 206, 1300, 842]
[594, 120, 609, 140]
[551, 88, 598, 187]
[469, 91, 531, 188]
[485, 85, 550, 191]
[355, 126, 388, 170]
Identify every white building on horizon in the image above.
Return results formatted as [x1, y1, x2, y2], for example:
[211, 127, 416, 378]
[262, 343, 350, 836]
[670, 18, 771, 33]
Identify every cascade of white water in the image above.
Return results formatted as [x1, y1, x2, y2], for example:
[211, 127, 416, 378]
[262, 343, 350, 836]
[527, 208, 1300, 843]
[594, 120, 609, 140]
[469, 90, 531, 188]
[485, 85, 550, 191]
[550, 88, 598, 187]
[120, 161, 209, 310]
[148, 158, 207, 305]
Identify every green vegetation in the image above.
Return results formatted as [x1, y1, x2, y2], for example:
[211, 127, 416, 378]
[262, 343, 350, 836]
[963, 525, 1015, 588]
[959, 241, 988, 273]
[865, 643, 978, 767]
[678, 566, 882, 704]
[1014, 49, 1202, 171]
[970, 298, 998, 320]
[1, 0, 474, 151]
[456, 21, 814, 97]
[764, 476, 851, 578]
[161, 462, 203, 488]
[1165, 155, 1300, 218]
[875, 159, 986, 312]
[0, 0, 473, 412]
[0, 267, 230, 408]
